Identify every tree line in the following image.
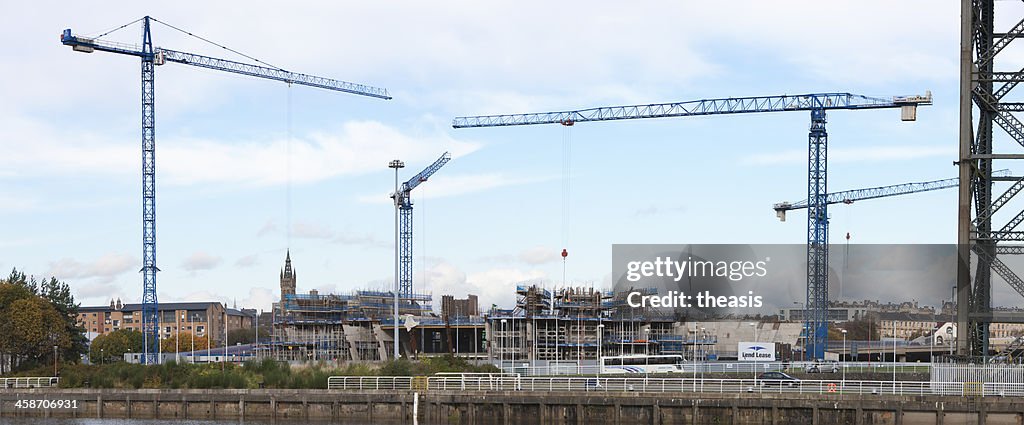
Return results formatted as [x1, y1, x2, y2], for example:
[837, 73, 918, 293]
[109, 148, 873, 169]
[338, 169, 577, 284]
[0, 269, 88, 374]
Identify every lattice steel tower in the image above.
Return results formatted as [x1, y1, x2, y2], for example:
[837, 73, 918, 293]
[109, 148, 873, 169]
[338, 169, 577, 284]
[957, 0, 1024, 357]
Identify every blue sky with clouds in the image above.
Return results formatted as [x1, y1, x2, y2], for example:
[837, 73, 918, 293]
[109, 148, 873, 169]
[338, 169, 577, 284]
[4, 1, 1021, 312]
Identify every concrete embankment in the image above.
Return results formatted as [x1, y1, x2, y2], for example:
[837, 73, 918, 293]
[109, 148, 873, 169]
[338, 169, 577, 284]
[1, 388, 1022, 424]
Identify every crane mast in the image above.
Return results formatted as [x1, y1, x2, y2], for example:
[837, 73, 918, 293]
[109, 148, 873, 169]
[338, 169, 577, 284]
[61, 16, 391, 364]
[392, 152, 452, 298]
[453, 92, 931, 360]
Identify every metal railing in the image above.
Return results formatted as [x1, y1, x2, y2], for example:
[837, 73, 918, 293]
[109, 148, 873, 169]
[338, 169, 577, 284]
[491, 361, 932, 376]
[326, 374, 1024, 397]
[1, 377, 59, 389]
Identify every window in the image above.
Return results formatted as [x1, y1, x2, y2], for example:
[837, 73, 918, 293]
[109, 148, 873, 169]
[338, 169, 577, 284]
[189, 310, 207, 323]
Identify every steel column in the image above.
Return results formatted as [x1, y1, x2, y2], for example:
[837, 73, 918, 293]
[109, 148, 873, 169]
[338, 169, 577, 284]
[140, 16, 160, 365]
[806, 108, 829, 360]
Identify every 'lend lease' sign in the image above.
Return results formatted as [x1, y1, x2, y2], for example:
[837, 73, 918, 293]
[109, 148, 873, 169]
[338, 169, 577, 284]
[738, 342, 776, 361]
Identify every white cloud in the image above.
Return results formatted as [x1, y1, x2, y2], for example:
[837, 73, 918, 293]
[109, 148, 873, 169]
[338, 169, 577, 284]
[423, 260, 549, 310]
[518, 246, 560, 266]
[159, 122, 480, 186]
[357, 173, 553, 204]
[633, 205, 688, 217]
[333, 233, 389, 249]
[235, 254, 258, 268]
[291, 220, 335, 240]
[75, 282, 122, 300]
[180, 251, 223, 272]
[288, 220, 389, 249]
[741, 146, 956, 166]
[46, 253, 137, 283]
[0, 194, 38, 213]
[240, 287, 278, 312]
[256, 220, 277, 237]
[163, 286, 278, 311]
[0, 117, 479, 188]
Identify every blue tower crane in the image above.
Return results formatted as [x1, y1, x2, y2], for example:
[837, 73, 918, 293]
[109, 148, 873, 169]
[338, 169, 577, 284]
[772, 174, 999, 221]
[452, 92, 932, 360]
[60, 17, 391, 364]
[392, 152, 452, 297]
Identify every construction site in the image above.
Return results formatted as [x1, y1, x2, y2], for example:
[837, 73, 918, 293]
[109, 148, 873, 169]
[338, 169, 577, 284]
[485, 284, 803, 366]
[263, 251, 486, 362]
[25, 1, 1024, 373]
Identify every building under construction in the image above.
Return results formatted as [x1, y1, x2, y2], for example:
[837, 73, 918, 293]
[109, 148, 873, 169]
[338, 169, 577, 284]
[266, 252, 485, 362]
[486, 285, 716, 365]
[486, 284, 806, 367]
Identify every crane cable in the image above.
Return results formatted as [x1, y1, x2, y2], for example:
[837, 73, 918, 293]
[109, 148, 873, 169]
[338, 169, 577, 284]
[150, 18, 285, 71]
[87, 17, 144, 40]
[840, 206, 853, 300]
[420, 186, 427, 298]
[560, 122, 572, 312]
[286, 84, 293, 250]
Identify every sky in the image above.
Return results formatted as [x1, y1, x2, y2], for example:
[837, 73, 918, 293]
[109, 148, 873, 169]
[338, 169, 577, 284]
[4, 1, 1024, 313]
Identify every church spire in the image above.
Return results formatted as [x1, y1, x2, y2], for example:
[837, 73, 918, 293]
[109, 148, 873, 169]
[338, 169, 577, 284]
[280, 249, 296, 298]
[283, 249, 293, 277]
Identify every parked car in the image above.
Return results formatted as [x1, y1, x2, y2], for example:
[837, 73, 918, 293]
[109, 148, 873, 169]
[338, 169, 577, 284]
[806, 361, 839, 373]
[758, 371, 800, 387]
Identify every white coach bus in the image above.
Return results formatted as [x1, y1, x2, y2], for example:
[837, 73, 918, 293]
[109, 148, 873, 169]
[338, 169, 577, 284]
[599, 355, 685, 374]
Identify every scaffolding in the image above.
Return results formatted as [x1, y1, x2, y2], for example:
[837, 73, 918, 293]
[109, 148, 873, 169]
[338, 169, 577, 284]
[268, 290, 433, 362]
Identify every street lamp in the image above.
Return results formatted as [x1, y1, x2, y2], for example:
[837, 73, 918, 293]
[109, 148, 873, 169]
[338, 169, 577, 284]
[695, 326, 707, 383]
[643, 328, 650, 380]
[950, 285, 956, 359]
[892, 320, 897, 391]
[500, 319, 507, 372]
[841, 329, 847, 388]
[511, 316, 516, 373]
[191, 313, 197, 364]
[53, 345, 58, 376]
[750, 322, 758, 385]
[176, 312, 182, 361]
[597, 323, 604, 374]
[389, 159, 405, 362]
[100, 348, 104, 365]
[793, 301, 805, 361]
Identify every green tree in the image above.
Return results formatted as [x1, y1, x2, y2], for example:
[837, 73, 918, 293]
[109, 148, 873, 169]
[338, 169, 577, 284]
[227, 327, 269, 345]
[0, 282, 36, 372]
[38, 277, 88, 361]
[6, 297, 70, 368]
[91, 329, 143, 364]
[0, 268, 87, 373]
[160, 332, 211, 353]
